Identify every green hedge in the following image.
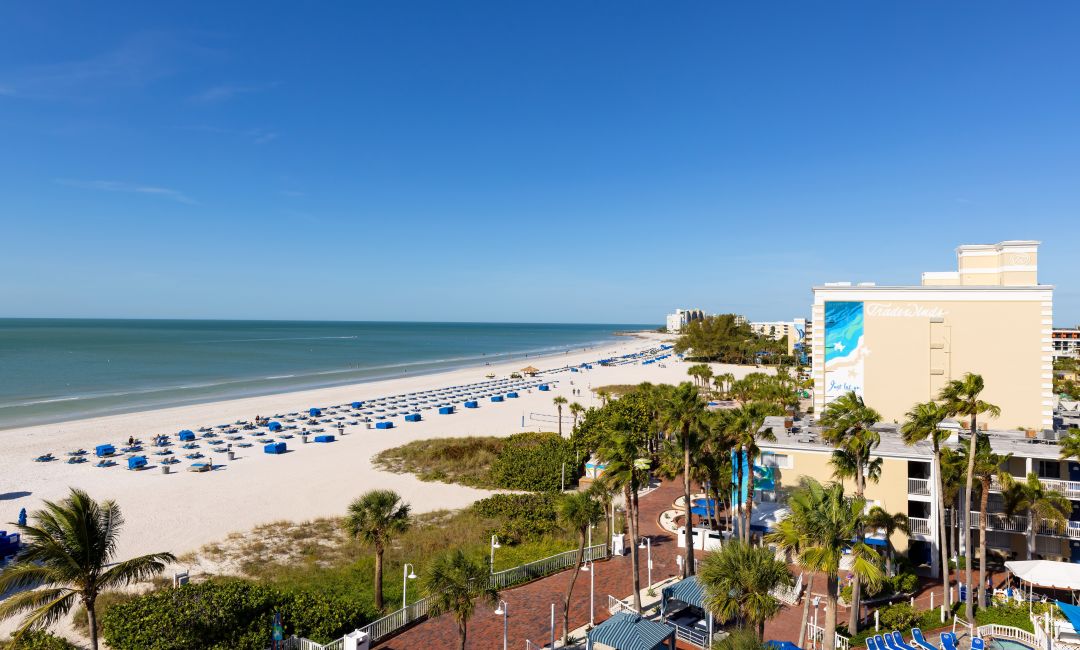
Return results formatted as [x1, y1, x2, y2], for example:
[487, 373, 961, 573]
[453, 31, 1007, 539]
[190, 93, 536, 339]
[975, 603, 1037, 632]
[472, 492, 560, 543]
[489, 432, 577, 492]
[101, 579, 372, 649]
[0, 632, 78, 650]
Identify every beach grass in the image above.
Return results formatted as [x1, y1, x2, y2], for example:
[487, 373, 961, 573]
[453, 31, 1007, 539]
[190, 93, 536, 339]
[372, 436, 504, 488]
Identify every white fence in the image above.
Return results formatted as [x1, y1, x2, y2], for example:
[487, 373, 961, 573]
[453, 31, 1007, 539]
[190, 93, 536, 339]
[908, 517, 932, 536]
[771, 572, 803, 606]
[805, 622, 850, 650]
[908, 478, 931, 496]
[283, 544, 608, 649]
[977, 624, 1040, 649]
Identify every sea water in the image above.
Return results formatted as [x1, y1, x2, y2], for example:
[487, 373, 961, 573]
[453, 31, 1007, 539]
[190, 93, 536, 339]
[0, 319, 650, 429]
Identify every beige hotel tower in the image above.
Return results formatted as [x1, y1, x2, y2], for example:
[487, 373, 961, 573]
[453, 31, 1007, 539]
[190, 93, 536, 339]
[810, 240, 1053, 430]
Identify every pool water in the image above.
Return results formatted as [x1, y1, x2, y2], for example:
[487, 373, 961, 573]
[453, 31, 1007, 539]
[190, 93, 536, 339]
[987, 640, 1035, 650]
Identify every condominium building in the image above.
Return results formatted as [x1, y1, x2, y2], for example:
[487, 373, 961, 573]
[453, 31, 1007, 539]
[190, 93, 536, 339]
[749, 318, 812, 361]
[810, 240, 1054, 431]
[1054, 328, 1080, 359]
[666, 308, 705, 333]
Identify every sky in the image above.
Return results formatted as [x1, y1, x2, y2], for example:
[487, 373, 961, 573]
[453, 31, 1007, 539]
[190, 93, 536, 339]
[1, 2, 1078, 325]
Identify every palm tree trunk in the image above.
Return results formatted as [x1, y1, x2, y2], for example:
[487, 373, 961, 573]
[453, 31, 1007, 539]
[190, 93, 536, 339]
[563, 531, 586, 643]
[627, 485, 643, 611]
[374, 548, 384, 610]
[824, 574, 839, 650]
[558, 405, 563, 437]
[683, 432, 695, 577]
[933, 446, 951, 610]
[798, 572, 815, 648]
[745, 465, 755, 545]
[734, 460, 744, 540]
[86, 601, 99, 650]
[458, 620, 467, 650]
[848, 471, 865, 634]
[963, 415, 978, 622]
[1027, 511, 1035, 560]
[979, 481, 989, 608]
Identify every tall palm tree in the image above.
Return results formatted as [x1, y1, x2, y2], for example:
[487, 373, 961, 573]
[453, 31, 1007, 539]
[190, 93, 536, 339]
[794, 479, 883, 650]
[553, 396, 568, 437]
[763, 483, 817, 648]
[727, 402, 781, 542]
[1005, 472, 1070, 561]
[423, 549, 499, 650]
[0, 488, 174, 650]
[569, 402, 585, 431]
[1060, 429, 1080, 464]
[344, 489, 412, 611]
[700, 541, 793, 639]
[900, 400, 954, 610]
[597, 427, 650, 611]
[959, 434, 1011, 606]
[938, 373, 1000, 622]
[864, 507, 909, 576]
[660, 382, 708, 577]
[557, 491, 602, 643]
[819, 390, 881, 633]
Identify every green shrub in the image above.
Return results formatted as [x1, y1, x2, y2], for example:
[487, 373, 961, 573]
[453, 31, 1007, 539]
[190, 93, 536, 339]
[893, 572, 918, 594]
[472, 492, 560, 543]
[101, 579, 371, 649]
[879, 603, 919, 630]
[489, 432, 577, 492]
[0, 631, 77, 650]
[975, 603, 1035, 632]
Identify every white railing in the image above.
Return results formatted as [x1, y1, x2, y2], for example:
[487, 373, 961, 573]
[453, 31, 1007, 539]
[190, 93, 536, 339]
[772, 572, 803, 606]
[608, 594, 635, 615]
[665, 619, 709, 648]
[977, 624, 1040, 649]
[491, 544, 608, 590]
[908, 517, 932, 536]
[991, 475, 1080, 500]
[806, 622, 850, 650]
[281, 638, 344, 650]
[908, 478, 931, 496]
[525, 640, 545, 650]
[360, 593, 434, 643]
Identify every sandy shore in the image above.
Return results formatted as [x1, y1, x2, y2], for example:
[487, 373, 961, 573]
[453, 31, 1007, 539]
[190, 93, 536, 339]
[0, 332, 762, 568]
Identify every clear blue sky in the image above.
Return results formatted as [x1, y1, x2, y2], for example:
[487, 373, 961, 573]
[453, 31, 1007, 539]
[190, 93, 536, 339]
[2, 2, 1078, 325]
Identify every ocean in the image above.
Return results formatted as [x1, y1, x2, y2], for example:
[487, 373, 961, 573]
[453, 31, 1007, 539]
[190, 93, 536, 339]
[0, 319, 651, 430]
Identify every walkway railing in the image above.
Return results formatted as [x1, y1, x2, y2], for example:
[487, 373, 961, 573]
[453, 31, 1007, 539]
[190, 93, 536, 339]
[665, 619, 709, 648]
[771, 572, 803, 606]
[806, 622, 850, 650]
[608, 594, 634, 615]
[491, 544, 608, 590]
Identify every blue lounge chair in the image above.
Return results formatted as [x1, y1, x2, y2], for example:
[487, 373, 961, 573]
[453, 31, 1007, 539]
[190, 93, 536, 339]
[877, 634, 896, 650]
[940, 632, 958, 650]
[892, 631, 917, 650]
[866, 636, 880, 650]
[911, 629, 936, 650]
[970, 639, 984, 650]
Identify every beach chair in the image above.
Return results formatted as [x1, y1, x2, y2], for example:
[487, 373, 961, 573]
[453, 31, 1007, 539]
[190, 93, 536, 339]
[891, 631, 917, 650]
[970, 639, 984, 650]
[940, 632, 958, 650]
[878, 634, 898, 650]
[911, 629, 936, 650]
[866, 636, 880, 650]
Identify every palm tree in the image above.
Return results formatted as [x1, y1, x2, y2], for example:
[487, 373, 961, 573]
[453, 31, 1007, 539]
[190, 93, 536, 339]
[1006, 472, 1070, 561]
[819, 390, 881, 633]
[596, 388, 611, 406]
[423, 549, 499, 650]
[727, 402, 781, 542]
[900, 400, 954, 611]
[569, 402, 585, 431]
[763, 483, 817, 648]
[344, 489, 412, 611]
[793, 479, 882, 650]
[864, 507, 909, 576]
[0, 488, 174, 650]
[938, 373, 1000, 622]
[553, 396, 568, 437]
[557, 491, 602, 643]
[959, 434, 1010, 606]
[660, 382, 708, 577]
[597, 427, 650, 611]
[700, 541, 793, 639]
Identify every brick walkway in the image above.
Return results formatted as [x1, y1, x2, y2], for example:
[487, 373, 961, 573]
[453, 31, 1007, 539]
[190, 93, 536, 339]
[375, 478, 991, 649]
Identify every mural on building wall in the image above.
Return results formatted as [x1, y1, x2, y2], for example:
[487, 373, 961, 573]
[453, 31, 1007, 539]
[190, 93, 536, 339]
[824, 301, 865, 400]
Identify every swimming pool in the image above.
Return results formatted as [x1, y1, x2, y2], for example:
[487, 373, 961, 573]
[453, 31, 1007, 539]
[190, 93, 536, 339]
[987, 639, 1035, 650]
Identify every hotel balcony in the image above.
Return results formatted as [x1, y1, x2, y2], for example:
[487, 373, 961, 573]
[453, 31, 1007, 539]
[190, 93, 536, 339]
[907, 478, 931, 496]
[908, 516, 933, 537]
[989, 475, 1080, 500]
[950, 509, 1080, 539]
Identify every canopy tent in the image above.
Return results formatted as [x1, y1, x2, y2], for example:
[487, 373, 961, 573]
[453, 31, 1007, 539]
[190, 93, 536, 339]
[521, 366, 540, 375]
[1005, 560, 1080, 591]
[585, 612, 675, 650]
[1057, 601, 1080, 636]
[661, 576, 705, 611]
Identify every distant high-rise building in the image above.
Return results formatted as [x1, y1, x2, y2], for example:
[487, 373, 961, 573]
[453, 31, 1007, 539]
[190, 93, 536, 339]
[665, 308, 704, 333]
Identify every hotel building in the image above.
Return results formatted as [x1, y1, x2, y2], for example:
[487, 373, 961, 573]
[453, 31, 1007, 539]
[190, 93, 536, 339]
[1054, 327, 1080, 360]
[750, 318, 812, 361]
[666, 308, 705, 334]
[810, 240, 1053, 431]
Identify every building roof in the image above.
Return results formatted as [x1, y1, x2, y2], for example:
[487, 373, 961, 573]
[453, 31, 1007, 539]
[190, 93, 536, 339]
[587, 612, 674, 650]
[661, 576, 705, 611]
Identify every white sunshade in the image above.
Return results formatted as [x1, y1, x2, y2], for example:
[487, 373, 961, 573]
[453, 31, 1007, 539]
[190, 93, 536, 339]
[1006, 560, 1080, 591]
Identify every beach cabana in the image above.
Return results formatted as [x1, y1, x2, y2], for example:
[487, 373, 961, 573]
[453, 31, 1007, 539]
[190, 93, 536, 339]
[464, 401, 478, 409]
[585, 611, 675, 650]
[127, 455, 148, 470]
[313, 435, 335, 443]
[538, 384, 550, 391]
[264, 442, 287, 455]
[351, 401, 363, 409]
[309, 408, 322, 417]
[506, 392, 519, 398]
[95, 444, 115, 457]
[178, 430, 195, 442]
[439, 406, 455, 415]
[491, 395, 504, 403]
[404, 413, 421, 422]
[268, 421, 282, 432]
[521, 366, 540, 376]
[376, 421, 394, 429]
[660, 576, 717, 647]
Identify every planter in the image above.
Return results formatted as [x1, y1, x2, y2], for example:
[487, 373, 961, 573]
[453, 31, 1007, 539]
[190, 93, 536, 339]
[161, 465, 171, 475]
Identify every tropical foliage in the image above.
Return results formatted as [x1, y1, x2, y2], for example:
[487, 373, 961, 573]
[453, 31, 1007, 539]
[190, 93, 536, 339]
[344, 489, 412, 611]
[674, 315, 789, 364]
[422, 550, 499, 650]
[700, 541, 793, 639]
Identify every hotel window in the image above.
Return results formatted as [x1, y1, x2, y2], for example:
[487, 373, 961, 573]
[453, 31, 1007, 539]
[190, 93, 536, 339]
[759, 453, 792, 469]
[1038, 460, 1061, 480]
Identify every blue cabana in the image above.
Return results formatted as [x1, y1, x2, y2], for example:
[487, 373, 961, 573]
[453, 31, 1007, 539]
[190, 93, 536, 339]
[439, 406, 455, 415]
[178, 430, 195, 441]
[585, 612, 675, 650]
[351, 401, 363, 409]
[491, 395, 504, 403]
[268, 421, 282, 432]
[464, 401, 479, 409]
[309, 408, 322, 417]
[660, 576, 716, 647]
[376, 421, 394, 429]
[404, 413, 421, 422]
[538, 384, 550, 391]
[313, 435, 335, 443]
[506, 392, 518, 398]
[127, 455, 147, 470]
[95, 444, 115, 457]
[264, 442, 287, 454]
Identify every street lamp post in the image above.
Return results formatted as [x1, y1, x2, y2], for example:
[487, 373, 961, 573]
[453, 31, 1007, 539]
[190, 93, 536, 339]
[402, 563, 416, 610]
[490, 534, 501, 573]
[579, 559, 596, 627]
[493, 600, 508, 650]
[638, 536, 652, 588]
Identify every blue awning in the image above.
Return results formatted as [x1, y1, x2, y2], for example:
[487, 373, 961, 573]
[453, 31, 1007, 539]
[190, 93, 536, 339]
[768, 642, 802, 650]
[1058, 601, 1080, 632]
[587, 612, 673, 650]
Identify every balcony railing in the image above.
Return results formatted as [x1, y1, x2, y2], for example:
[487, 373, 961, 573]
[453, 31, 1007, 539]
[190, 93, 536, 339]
[908, 517, 932, 536]
[990, 475, 1080, 500]
[949, 509, 1080, 540]
[908, 478, 931, 496]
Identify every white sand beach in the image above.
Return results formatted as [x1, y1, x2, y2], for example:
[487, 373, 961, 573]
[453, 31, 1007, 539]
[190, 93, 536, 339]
[0, 333, 762, 568]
